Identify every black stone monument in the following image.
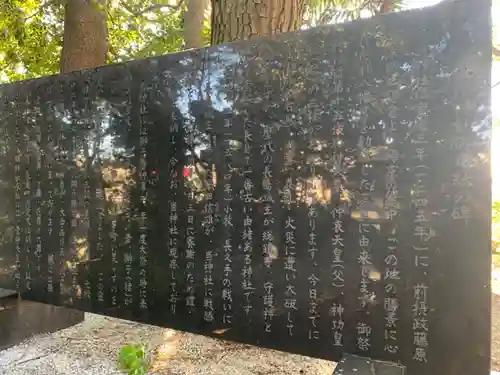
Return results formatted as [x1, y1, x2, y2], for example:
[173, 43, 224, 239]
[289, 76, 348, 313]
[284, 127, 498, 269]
[0, 288, 83, 350]
[0, 1, 491, 374]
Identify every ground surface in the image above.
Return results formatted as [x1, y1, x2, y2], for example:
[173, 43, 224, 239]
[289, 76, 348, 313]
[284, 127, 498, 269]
[491, 260, 500, 372]
[0, 312, 333, 375]
[2, 266, 500, 375]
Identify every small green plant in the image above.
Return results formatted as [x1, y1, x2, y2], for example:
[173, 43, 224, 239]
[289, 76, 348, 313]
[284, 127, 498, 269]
[117, 344, 151, 375]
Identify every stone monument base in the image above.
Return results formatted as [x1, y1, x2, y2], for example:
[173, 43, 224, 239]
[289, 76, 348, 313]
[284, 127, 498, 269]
[333, 354, 405, 375]
[0, 289, 84, 350]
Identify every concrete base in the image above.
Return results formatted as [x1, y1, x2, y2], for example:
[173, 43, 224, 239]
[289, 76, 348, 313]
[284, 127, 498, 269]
[0, 289, 83, 350]
[333, 354, 405, 375]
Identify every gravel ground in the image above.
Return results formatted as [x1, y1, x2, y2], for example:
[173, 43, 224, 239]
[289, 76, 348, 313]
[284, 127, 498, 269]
[0, 313, 165, 375]
[2, 269, 500, 375]
[0, 313, 333, 375]
[491, 268, 500, 371]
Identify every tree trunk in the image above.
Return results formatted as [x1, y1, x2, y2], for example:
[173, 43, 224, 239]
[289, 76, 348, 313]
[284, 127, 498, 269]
[60, 0, 108, 73]
[184, 0, 209, 49]
[380, 0, 393, 13]
[210, 0, 307, 45]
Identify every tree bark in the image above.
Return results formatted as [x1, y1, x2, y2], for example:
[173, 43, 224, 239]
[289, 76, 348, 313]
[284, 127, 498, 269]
[210, 0, 307, 45]
[494, 46, 500, 58]
[184, 0, 209, 49]
[60, 0, 108, 73]
[380, 0, 393, 13]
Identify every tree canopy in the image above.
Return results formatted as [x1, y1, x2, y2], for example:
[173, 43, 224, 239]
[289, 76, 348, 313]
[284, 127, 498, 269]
[0, 0, 405, 83]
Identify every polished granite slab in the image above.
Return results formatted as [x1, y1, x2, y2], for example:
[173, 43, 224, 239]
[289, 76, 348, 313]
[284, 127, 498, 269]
[0, 1, 491, 374]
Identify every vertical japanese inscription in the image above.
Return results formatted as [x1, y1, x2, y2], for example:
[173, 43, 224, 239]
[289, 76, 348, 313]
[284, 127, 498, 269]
[13, 94, 22, 291]
[138, 84, 149, 311]
[283, 163, 297, 336]
[110, 217, 118, 307]
[33, 92, 42, 282]
[383, 101, 400, 355]
[81, 113, 91, 302]
[222, 117, 233, 326]
[57, 86, 68, 300]
[82, 179, 91, 301]
[184, 110, 196, 313]
[23, 92, 33, 292]
[308, 192, 320, 341]
[202, 119, 216, 323]
[411, 74, 431, 364]
[46, 95, 55, 296]
[262, 123, 275, 334]
[330, 62, 346, 348]
[123, 75, 133, 308]
[104, 71, 119, 309]
[69, 80, 80, 301]
[95, 174, 105, 305]
[74, 84, 85, 301]
[241, 115, 254, 318]
[356, 88, 374, 354]
[168, 95, 179, 316]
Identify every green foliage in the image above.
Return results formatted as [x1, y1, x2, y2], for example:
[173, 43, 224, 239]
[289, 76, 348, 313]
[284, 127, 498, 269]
[304, 0, 403, 26]
[117, 344, 151, 375]
[0, 0, 188, 83]
[107, 0, 186, 63]
[493, 201, 500, 222]
[0, 0, 406, 84]
[493, 201, 500, 253]
[0, 0, 63, 82]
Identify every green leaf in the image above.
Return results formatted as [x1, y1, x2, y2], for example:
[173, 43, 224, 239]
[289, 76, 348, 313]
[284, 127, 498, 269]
[117, 344, 150, 375]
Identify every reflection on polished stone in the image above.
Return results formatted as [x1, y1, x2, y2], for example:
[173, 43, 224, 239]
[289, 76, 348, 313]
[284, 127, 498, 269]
[0, 1, 491, 375]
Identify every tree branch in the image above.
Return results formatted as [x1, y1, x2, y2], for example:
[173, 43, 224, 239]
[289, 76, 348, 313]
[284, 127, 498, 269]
[125, 0, 185, 17]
